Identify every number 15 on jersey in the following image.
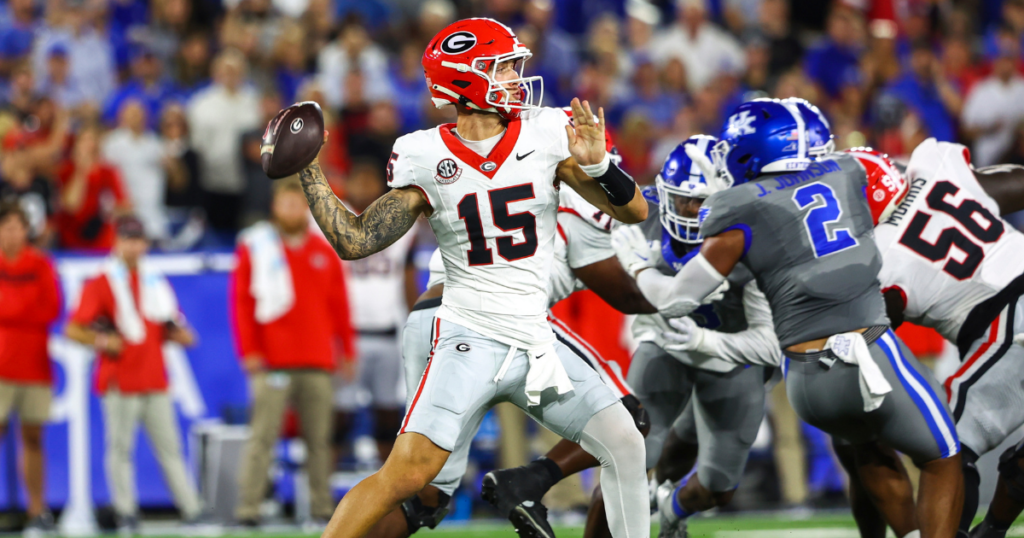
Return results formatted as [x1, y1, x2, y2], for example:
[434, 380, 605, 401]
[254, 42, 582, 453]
[457, 184, 540, 265]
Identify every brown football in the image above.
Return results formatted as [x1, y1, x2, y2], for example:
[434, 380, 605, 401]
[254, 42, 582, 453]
[261, 101, 325, 179]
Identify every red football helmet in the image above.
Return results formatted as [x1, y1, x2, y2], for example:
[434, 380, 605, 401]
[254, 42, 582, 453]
[422, 18, 543, 120]
[845, 147, 908, 225]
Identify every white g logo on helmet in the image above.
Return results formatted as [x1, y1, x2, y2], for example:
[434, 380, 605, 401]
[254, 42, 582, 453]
[440, 31, 477, 55]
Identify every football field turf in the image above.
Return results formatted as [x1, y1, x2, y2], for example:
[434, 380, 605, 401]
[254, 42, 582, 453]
[157, 513, 1023, 538]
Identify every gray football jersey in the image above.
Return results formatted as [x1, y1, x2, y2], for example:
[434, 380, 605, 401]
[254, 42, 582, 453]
[699, 154, 888, 348]
[637, 199, 752, 334]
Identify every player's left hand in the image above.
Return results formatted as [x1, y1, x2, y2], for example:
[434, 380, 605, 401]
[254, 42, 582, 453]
[566, 98, 606, 166]
[662, 317, 705, 352]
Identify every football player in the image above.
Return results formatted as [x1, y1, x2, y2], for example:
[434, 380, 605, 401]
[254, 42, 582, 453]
[618, 98, 962, 538]
[295, 18, 650, 538]
[386, 183, 654, 538]
[864, 140, 1024, 538]
[612, 136, 780, 538]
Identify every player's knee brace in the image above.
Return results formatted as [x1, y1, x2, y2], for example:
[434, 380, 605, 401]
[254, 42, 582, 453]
[401, 492, 451, 534]
[621, 395, 650, 437]
[998, 443, 1024, 503]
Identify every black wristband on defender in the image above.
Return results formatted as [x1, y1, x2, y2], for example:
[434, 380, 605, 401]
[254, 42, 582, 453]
[594, 163, 636, 206]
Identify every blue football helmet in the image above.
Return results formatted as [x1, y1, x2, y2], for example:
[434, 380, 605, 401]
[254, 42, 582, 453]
[712, 98, 813, 187]
[782, 97, 835, 156]
[656, 135, 718, 244]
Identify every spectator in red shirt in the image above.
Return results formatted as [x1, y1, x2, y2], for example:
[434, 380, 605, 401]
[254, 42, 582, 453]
[231, 178, 356, 526]
[64, 215, 201, 532]
[55, 125, 131, 250]
[0, 202, 60, 533]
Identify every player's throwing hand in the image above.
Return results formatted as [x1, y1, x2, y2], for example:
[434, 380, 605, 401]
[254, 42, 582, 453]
[566, 98, 606, 166]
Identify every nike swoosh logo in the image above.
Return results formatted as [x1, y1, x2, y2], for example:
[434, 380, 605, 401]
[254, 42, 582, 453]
[516, 150, 535, 161]
[536, 353, 545, 358]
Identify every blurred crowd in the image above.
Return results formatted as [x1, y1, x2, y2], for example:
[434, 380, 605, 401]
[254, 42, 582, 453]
[1, 0, 1024, 252]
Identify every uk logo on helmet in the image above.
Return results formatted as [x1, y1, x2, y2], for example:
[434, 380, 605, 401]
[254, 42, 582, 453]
[434, 158, 462, 184]
[727, 111, 757, 135]
[440, 31, 477, 54]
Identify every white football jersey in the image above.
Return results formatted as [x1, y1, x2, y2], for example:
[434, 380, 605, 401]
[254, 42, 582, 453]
[343, 226, 416, 331]
[389, 107, 573, 349]
[426, 189, 615, 308]
[876, 139, 1024, 343]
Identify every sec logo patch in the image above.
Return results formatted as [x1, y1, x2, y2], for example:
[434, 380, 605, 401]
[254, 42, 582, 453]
[435, 158, 462, 185]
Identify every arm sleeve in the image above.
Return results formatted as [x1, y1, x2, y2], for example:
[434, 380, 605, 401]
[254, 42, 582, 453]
[697, 281, 781, 366]
[230, 245, 263, 359]
[636, 253, 727, 318]
[558, 212, 614, 269]
[330, 257, 357, 361]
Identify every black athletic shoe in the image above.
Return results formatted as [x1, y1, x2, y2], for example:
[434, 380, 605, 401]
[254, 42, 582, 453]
[481, 469, 556, 538]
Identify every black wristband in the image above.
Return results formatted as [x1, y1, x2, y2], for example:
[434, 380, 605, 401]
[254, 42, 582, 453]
[593, 163, 636, 206]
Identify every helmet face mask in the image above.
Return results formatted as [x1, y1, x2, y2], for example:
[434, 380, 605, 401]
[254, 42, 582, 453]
[658, 135, 718, 244]
[475, 54, 543, 114]
[657, 177, 706, 244]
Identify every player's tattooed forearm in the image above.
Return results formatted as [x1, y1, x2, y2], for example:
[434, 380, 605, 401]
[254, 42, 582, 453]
[298, 163, 417, 260]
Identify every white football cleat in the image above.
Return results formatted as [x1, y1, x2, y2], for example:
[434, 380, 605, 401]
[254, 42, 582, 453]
[655, 480, 688, 538]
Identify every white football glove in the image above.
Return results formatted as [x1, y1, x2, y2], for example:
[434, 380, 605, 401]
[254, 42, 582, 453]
[662, 316, 705, 352]
[1014, 332, 1024, 347]
[612, 225, 657, 278]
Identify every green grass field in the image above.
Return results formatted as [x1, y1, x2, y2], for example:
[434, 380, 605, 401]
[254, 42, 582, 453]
[146, 513, 1023, 538]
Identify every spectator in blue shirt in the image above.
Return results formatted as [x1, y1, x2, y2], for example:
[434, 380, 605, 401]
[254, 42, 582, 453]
[388, 42, 428, 134]
[0, 0, 37, 78]
[103, 45, 179, 129]
[610, 55, 682, 134]
[35, 43, 87, 110]
[880, 41, 961, 143]
[31, 0, 116, 108]
[803, 3, 863, 100]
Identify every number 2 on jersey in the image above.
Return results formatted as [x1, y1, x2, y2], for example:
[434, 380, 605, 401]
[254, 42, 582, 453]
[898, 180, 1004, 280]
[457, 184, 539, 265]
[792, 183, 858, 258]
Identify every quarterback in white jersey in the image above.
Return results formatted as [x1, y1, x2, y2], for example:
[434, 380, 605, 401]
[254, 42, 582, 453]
[866, 140, 1024, 538]
[294, 18, 649, 538]
[390, 185, 657, 538]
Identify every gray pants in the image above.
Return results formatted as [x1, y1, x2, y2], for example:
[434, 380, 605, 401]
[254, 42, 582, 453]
[784, 329, 959, 463]
[102, 390, 201, 519]
[628, 342, 766, 492]
[948, 298, 1024, 455]
[403, 307, 618, 493]
[335, 333, 404, 410]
